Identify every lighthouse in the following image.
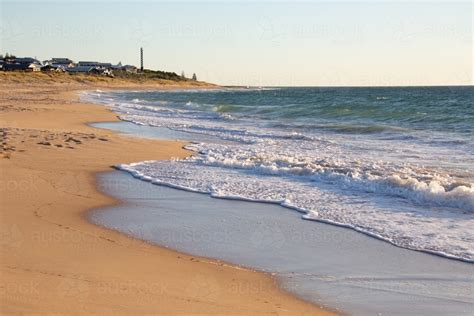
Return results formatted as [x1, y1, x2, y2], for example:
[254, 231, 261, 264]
[140, 47, 143, 72]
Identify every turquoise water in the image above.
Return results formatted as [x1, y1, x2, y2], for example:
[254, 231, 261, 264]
[120, 86, 474, 138]
[88, 86, 474, 262]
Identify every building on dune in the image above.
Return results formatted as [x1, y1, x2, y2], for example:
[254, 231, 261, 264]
[43, 58, 74, 69]
[66, 61, 115, 77]
[40, 64, 66, 72]
[1, 56, 42, 72]
[3, 63, 41, 71]
[66, 65, 95, 73]
[2, 56, 136, 75]
[77, 61, 112, 68]
[13, 57, 41, 65]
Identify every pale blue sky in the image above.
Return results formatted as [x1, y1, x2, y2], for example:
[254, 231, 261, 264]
[1, 1, 472, 86]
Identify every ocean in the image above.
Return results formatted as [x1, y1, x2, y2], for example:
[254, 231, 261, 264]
[87, 86, 474, 262]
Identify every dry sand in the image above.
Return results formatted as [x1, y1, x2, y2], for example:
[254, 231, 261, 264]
[0, 74, 337, 315]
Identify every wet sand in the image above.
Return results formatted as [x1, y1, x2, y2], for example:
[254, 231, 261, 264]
[91, 127, 474, 316]
[0, 75, 337, 315]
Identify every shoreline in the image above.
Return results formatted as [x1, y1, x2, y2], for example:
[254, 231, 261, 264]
[83, 87, 474, 315]
[0, 77, 337, 314]
[87, 170, 340, 312]
[95, 87, 474, 264]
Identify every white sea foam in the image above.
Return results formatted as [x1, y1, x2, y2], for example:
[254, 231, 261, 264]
[116, 159, 474, 262]
[91, 91, 474, 262]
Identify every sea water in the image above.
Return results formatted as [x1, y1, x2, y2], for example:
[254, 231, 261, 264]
[86, 86, 474, 262]
[91, 171, 474, 315]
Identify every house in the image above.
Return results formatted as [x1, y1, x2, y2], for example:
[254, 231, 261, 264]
[77, 61, 112, 69]
[28, 63, 41, 72]
[67, 61, 114, 75]
[3, 63, 32, 71]
[77, 61, 99, 67]
[43, 58, 74, 68]
[41, 64, 65, 72]
[110, 62, 138, 73]
[2, 63, 29, 71]
[111, 62, 123, 70]
[66, 65, 113, 77]
[2, 56, 42, 72]
[66, 65, 95, 73]
[88, 67, 113, 77]
[14, 57, 41, 65]
[66, 61, 110, 73]
[51, 58, 73, 64]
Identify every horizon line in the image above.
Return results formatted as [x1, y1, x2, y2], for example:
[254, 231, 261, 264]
[223, 84, 474, 88]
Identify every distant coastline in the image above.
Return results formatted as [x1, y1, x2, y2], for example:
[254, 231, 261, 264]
[0, 53, 206, 85]
[0, 71, 217, 87]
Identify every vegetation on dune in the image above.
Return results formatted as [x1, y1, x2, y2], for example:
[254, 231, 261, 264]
[109, 69, 204, 83]
[139, 69, 186, 81]
[0, 71, 214, 87]
[1, 53, 17, 60]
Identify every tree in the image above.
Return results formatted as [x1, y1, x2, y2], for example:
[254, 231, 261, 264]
[4, 53, 16, 61]
[192, 73, 197, 81]
[181, 71, 186, 79]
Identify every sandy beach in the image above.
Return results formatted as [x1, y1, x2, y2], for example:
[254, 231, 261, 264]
[3, 2, 471, 314]
[0, 73, 337, 315]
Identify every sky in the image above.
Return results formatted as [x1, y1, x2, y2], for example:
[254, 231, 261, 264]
[1, 1, 472, 86]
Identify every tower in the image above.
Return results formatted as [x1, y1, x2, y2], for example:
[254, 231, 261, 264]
[140, 47, 143, 72]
